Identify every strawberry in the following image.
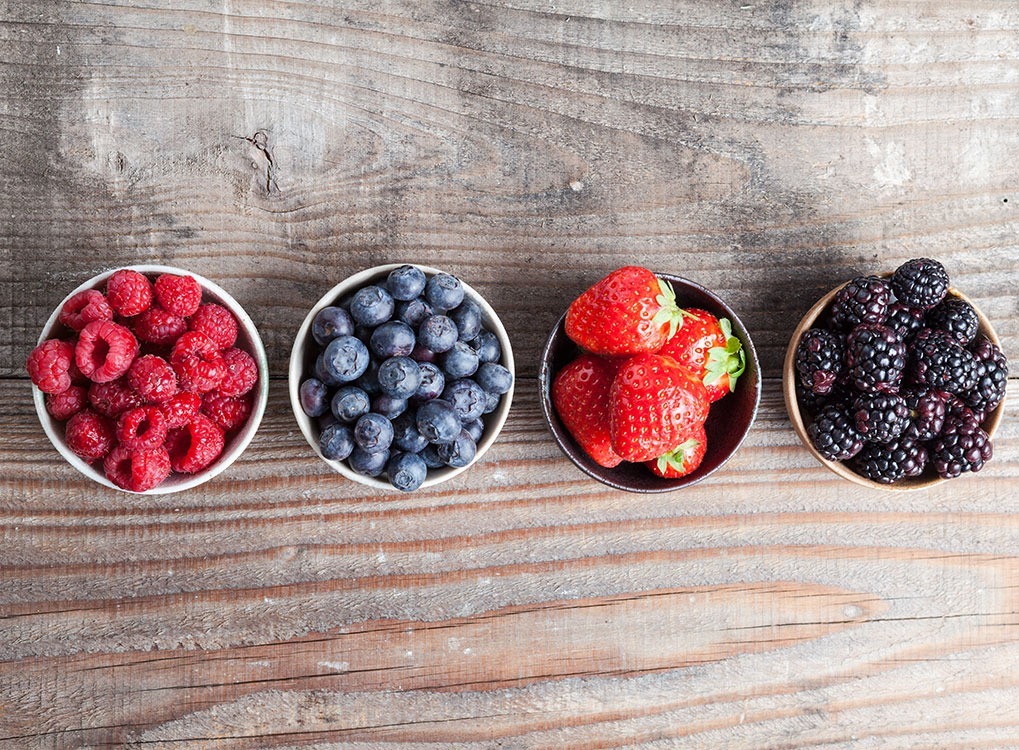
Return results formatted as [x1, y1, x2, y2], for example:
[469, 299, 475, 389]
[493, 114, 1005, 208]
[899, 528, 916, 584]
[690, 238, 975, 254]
[645, 425, 707, 478]
[609, 353, 710, 463]
[565, 266, 693, 356]
[551, 353, 624, 468]
[659, 308, 745, 403]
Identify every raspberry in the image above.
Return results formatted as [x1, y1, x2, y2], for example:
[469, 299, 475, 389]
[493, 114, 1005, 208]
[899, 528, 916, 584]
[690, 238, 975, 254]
[161, 391, 202, 429]
[154, 274, 202, 318]
[106, 269, 153, 317]
[133, 306, 188, 347]
[103, 443, 171, 492]
[116, 406, 168, 450]
[59, 290, 113, 332]
[64, 409, 116, 462]
[189, 303, 238, 349]
[218, 347, 258, 397]
[127, 355, 177, 404]
[75, 320, 139, 384]
[26, 339, 77, 394]
[45, 385, 88, 421]
[171, 332, 226, 393]
[201, 390, 252, 432]
[88, 378, 145, 418]
[165, 413, 225, 473]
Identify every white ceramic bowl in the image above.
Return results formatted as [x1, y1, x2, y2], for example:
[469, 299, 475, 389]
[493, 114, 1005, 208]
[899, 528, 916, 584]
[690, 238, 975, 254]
[289, 263, 515, 490]
[31, 265, 269, 494]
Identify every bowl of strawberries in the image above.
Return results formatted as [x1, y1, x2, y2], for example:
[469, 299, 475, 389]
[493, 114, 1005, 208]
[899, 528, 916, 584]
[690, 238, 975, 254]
[540, 266, 761, 492]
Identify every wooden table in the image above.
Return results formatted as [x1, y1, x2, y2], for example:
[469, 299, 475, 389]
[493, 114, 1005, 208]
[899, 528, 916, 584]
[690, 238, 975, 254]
[3, 2, 1018, 747]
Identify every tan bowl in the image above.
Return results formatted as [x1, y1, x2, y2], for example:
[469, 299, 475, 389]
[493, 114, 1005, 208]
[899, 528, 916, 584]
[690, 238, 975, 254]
[783, 278, 1004, 491]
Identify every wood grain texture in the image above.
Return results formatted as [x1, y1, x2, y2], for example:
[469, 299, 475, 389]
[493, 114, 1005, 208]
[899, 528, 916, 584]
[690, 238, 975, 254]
[2, 0, 1019, 747]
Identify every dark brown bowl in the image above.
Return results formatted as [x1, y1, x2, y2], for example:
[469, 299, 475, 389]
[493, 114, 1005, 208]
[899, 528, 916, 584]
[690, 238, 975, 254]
[539, 273, 761, 492]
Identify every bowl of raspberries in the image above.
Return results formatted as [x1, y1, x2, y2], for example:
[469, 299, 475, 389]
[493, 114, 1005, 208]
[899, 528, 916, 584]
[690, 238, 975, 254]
[290, 263, 515, 492]
[25, 265, 268, 493]
[785, 258, 1007, 488]
[540, 266, 761, 492]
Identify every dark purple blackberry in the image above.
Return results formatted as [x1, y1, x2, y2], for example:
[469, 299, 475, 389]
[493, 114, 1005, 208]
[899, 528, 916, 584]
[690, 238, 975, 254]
[929, 428, 992, 478]
[796, 382, 850, 418]
[964, 336, 1008, 415]
[893, 439, 928, 478]
[884, 302, 925, 344]
[852, 393, 909, 443]
[795, 328, 844, 395]
[909, 333, 977, 395]
[807, 405, 865, 461]
[890, 258, 949, 310]
[927, 297, 979, 345]
[830, 276, 892, 330]
[852, 439, 927, 484]
[845, 323, 907, 394]
[902, 388, 947, 441]
[942, 395, 982, 436]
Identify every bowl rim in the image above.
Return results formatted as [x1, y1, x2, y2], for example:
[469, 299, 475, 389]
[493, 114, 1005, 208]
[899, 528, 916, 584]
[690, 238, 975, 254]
[288, 263, 515, 490]
[783, 276, 1004, 491]
[32, 264, 270, 495]
[538, 272, 762, 493]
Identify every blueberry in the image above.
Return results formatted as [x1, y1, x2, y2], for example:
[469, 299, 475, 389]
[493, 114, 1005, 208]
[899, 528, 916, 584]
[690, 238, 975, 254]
[349, 446, 390, 477]
[482, 391, 500, 414]
[417, 315, 458, 353]
[322, 335, 370, 383]
[411, 344, 437, 363]
[414, 362, 445, 403]
[442, 378, 487, 423]
[317, 411, 338, 431]
[372, 393, 408, 420]
[386, 265, 427, 302]
[387, 451, 428, 492]
[370, 320, 416, 358]
[449, 299, 483, 341]
[354, 359, 381, 395]
[314, 352, 340, 386]
[437, 429, 477, 468]
[470, 329, 501, 363]
[319, 423, 355, 462]
[299, 377, 329, 417]
[415, 399, 461, 445]
[418, 444, 445, 469]
[349, 285, 394, 327]
[312, 306, 355, 346]
[396, 298, 433, 328]
[377, 356, 422, 399]
[393, 412, 429, 453]
[425, 273, 465, 311]
[475, 362, 513, 395]
[331, 386, 371, 423]
[441, 342, 479, 379]
[353, 412, 394, 454]
[464, 418, 484, 443]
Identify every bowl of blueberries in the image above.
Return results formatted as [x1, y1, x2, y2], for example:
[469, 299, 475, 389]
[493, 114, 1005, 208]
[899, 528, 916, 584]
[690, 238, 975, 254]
[290, 263, 515, 492]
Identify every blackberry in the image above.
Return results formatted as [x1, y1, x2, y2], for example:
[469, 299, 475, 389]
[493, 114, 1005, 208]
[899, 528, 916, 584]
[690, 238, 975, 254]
[884, 302, 925, 344]
[852, 393, 909, 443]
[942, 395, 982, 436]
[902, 388, 947, 441]
[890, 258, 949, 310]
[964, 336, 1008, 415]
[927, 298, 979, 345]
[830, 276, 892, 330]
[794, 328, 844, 395]
[910, 333, 977, 395]
[929, 428, 992, 478]
[807, 405, 865, 461]
[854, 438, 927, 483]
[845, 324, 907, 394]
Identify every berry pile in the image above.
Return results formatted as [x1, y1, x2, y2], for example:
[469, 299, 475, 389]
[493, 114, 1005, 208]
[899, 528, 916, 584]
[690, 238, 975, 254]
[552, 266, 745, 480]
[26, 269, 259, 492]
[297, 265, 513, 492]
[794, 258, 1006, 483]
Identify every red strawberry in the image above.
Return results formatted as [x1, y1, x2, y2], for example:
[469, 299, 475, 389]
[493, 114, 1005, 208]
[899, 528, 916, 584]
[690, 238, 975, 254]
[659, 308, 745, 403]
[565, 266, 693, 356]
[551, 353, 624, 468]
[609, 353, 709, 462]
[645, 425, 707, 478]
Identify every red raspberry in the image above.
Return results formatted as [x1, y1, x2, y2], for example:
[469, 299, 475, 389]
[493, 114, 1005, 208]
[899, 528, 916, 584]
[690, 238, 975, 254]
[218, 347, 258, 397]
[106, 269, 153, 317]
[134, 306, 188, 347]
[201, 391, 252, 432]
[64, 409, 116, 462]
[116, 406, 168, 450]
[59, 290, 113, 332]
[189, 303, 238, 349]
[46, 384, 88, 421]
[75, 320, 139, 383]
[154, 274, 202, 318]
[26, 339, 77, 394]
[127, 355, 177, 404]
[165, 413, 224, 473]
[162, 391, 202, 429]
[104, 443, 171, 492]
[88, 378, 145, 418]
[171, 332, 226, 393]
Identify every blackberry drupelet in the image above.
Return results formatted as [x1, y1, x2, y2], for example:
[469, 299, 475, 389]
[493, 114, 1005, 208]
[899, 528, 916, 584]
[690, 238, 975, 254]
[902, 388, 947, 441]
[964, 336, 1008, 415]
[890, 258, 949, 310]
[845, 323, 907, 393]
[884, 302, 925, 344]
[795, 328, 844, 395]
[830, 276, 892, 330]
[807, 405, 865, 461]
[927, 297, 979, 345]
[929, 428, 992, 478]
[852, 393, 909, 444]
[910, 333, 977, 395]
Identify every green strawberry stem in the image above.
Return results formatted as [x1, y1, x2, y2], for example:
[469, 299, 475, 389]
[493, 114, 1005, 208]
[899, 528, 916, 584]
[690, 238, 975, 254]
[703, 317, 746, 392]
[656, 437, 701, 475]
[653, 279, 698, 339]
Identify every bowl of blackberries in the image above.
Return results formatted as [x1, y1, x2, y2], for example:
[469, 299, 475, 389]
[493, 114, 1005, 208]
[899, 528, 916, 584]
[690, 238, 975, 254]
[290, 264, 515, 492]
[784, 258, 1007, 489]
